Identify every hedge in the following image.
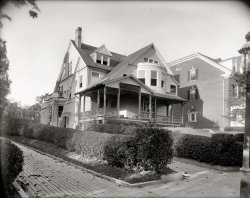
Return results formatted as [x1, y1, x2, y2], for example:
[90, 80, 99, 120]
[224, 126, 244, 132]
[0, 139, 24, 197]
[86, 123, 139, 135]
[175, 133, 243, 166]
[104, 127, 174, 173]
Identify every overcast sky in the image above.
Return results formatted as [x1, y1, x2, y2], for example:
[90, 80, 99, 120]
[1, 1, 250, 106]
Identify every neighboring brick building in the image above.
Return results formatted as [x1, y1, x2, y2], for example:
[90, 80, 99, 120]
[40, 27, 186, 129]
[169, 53, 244, 130]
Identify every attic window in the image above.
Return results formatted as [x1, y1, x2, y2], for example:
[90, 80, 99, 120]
[95, 53, 110, 66]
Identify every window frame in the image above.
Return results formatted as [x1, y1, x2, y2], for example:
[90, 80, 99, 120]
[188, 112, 198, 122]
[79, 75, 83, 88]
[138, 70, 146, 84]
[150, 70, 157, 86]
[170, 85, 177, 94]
[189, 67, 198, 81]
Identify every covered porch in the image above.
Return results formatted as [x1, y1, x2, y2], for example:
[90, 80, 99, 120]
[75, 76, 186, 127]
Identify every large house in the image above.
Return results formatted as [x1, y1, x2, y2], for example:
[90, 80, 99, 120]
[169, 53, 245, 130]
[40, 27, 186, 129]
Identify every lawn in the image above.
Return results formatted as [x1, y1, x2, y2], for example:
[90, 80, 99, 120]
[8, 136, 175, 184]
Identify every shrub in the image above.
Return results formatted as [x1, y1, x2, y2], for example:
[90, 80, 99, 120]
[234, 133, 244, 143]
[2, 116, 24, 136]
[68, 130, 121, 161]
[103, 127, 174, 173]
[224, 126, 244, 132]
[103, 135, 135, 167]
[0, 139, 24, 197]
[135, 127, 174, 173]
[175, 133, 243, 166]
[87, 123, 138, 135]
[175, 134, 213, 162]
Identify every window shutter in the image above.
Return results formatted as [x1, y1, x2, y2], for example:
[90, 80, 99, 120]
[187, 71, 190, 82]
[195, 89, 199, 100]
[187, 90, 190, 100]
[195, 68, 198, 80]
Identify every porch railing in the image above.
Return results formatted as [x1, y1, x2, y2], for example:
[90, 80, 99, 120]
[80, 109, 182, 124]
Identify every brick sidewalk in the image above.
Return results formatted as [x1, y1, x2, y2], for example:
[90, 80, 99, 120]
[14, 143, 157, 197]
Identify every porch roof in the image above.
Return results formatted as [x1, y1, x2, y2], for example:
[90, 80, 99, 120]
[74, 74, 154, 95]
[154, 92, 187, 103]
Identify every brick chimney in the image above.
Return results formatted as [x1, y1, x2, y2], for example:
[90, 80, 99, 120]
[75, 27, 82, 47]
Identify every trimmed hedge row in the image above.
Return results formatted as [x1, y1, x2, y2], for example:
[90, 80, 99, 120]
[224, 126, 244, 132]
[104, 127, 174, 173]
[0, 139, 24, 197]
[175, 133, 243, 166]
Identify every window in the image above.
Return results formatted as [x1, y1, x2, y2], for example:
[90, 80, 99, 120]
[143, 57, 159, 64]
[92, 71, 101, 78]
[79, 75, 83, 88]
[58, 106, 63, 117]
[170, 85, 177, 94]
[188, 88, 198, 100]
[188, 67, 198, 81]
[138, 70, 145, 84]
[142, 99, 150, 112]
[161, 72, 165, 88]
[103, 56, 108, 65]
[96, 54, 102, 64]
[151, 70, 157, 86]
[232, 84, 238, 97]
[188, 107, 198, 122]
[60, 86, 63, 93]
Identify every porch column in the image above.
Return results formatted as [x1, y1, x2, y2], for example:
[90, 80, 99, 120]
[83, 94, 86, 117]
[117, 88, 120, 118]
[78, 94, 82, 121]
[171, 104, 174, 124]
[103, 87, 107, 117]
[138, 90, 141, 119]
[181, 103, 184, 124]
[149, 94, 152, 122]
[97, 89, 100, 115]
[154, 98, 157, 122]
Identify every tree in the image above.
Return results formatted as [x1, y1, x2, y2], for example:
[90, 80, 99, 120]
[35, 93, 49, 105]
[0, 39, 11, 121]
[0, 0, 40, 28]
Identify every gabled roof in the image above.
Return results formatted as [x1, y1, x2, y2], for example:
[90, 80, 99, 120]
[105, 43, 173, 80]
[71, 40, 125, 68]
[167, 52, 231, 75]
[94, 44, 112, 56]
[75, 74, 186, 102]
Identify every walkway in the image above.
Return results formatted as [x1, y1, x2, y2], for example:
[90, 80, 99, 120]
[14, 143, 156, 197]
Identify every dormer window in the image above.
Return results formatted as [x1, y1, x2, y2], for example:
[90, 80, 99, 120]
[103, 56, 108, 65]
[96, 54, 102, 64]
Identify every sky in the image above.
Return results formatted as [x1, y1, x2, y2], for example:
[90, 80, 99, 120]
[1, 0, 250, 106]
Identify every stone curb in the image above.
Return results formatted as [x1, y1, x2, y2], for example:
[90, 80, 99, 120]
[174, 157, 240, 172]
[10, 139, 185, 188]
[13, 181, 29, 198]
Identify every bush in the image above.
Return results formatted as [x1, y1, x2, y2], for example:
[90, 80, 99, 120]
[135, 127, 174, 173]
[104, 127, 174, 173]
[175, 133, 244, 166]
[224, 126, 244, 132]
[175, 134, 213, 163]
[87, 123, 138, 135]
[68, 130, 122, 161]
[233, 133, 244, 142]
[2, 116, 24, 136]
[0, 139, 24, 197]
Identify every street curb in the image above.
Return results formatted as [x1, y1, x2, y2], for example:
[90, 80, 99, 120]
[13, 181, 29, 198]
[175, 157, 240, 172]
[11, 139, 185, 188]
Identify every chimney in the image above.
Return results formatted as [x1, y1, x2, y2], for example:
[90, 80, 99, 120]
[75, 27, 82, 47]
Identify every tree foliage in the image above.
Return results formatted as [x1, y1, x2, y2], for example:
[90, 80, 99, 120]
[35, 93, 49, 105]
[0, 0, 40, 27]
[0, 39, 11, 120]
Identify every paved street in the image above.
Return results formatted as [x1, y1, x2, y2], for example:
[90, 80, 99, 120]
[14, 143, 156, 197]
[14, 142, 241, 198]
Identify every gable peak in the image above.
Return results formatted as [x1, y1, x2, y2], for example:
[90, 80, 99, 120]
[94, 44, 112, 56]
